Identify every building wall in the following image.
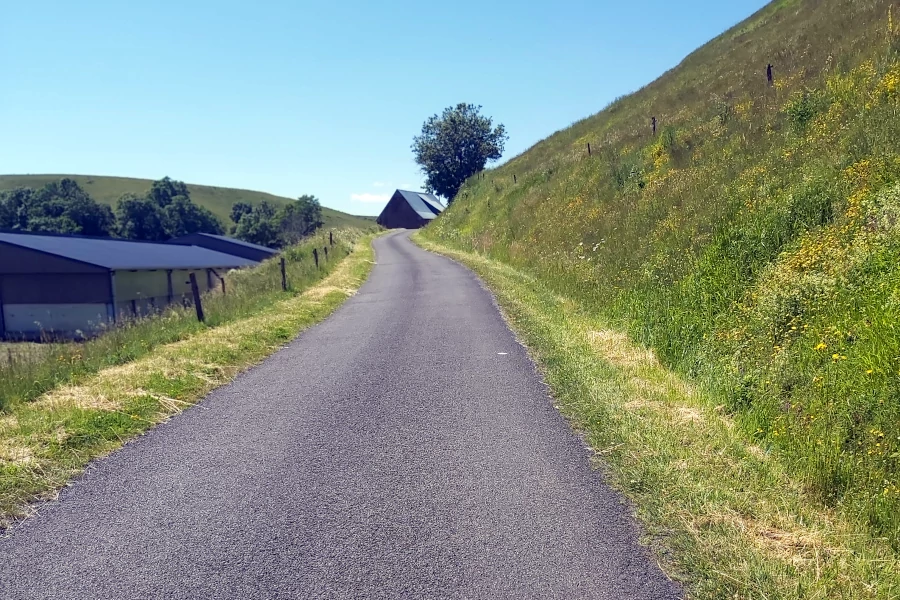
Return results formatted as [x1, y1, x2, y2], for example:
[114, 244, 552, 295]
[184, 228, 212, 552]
[113, 268, 221, 319]
[376, 196, 428, 229]
[0, 268, 224, 338]
[2, 304, 111, 339]
[0, 272, 113, 339]
[0, 273, 111, 304]
[0, 243, 237, 339]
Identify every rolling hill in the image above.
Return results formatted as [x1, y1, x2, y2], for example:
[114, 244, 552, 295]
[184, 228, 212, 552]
[0, 174, 376, 230]
[426, 0, 900, 552]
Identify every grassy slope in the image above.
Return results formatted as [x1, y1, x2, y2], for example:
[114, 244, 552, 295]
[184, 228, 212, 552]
[0, 174, 376, 229]
[426, 0, 900, 581]
[0, 231, 376, 527]
[416, 235, 899, 598]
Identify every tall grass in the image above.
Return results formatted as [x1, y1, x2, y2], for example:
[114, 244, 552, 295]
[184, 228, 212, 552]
[0, 228, 371, 412]
[427, 0, 900, 546]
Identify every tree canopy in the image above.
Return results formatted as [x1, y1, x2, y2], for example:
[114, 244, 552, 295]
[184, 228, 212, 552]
[0, 176, 223, 241]
[411, 103, 507, 202]
[278, 195, 323, 245]
[0, 179, 115, 236]
[149, 176, 191, 207]
[232, 201, 281, 247]
[115, 194, 168, 241]
[115, 177, 223, 240]
[231, 194, 324, 248]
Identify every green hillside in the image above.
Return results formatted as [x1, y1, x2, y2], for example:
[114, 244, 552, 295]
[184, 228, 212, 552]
[0, 174, 376, 229]
[427, 0, 900, 556]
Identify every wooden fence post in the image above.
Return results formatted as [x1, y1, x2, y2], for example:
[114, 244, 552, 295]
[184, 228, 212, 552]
[587, 142, 592, 156]
[221, 277, 226, 295]
[513, 174, 517, 184]
[280, 257, 287, 291]
[313, 248, 319, 269]
[329, 231, 333, 246]
[189, 273, 205, 323]
[324, 246, 328, 260]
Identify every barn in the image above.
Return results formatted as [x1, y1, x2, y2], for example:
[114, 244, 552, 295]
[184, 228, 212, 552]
[167, 233, 278, 263]
[376, 190, 445, 229]
[0, 231, 256, 340]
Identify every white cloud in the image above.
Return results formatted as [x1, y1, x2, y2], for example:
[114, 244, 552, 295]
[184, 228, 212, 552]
[372, 181, 387, 188]
[400, 183, 413, 189]
[351, 192, 390, 203]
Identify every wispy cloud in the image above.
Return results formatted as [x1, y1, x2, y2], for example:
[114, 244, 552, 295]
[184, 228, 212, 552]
[351, 192, 390, 203]
[400, 183, 413, 189]
[372, 181, 387, 188]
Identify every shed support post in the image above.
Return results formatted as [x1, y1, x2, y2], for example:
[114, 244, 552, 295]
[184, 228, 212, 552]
[166, 270, 174, 305]
[109, 271, 118, 324]
[0, 277, 6, 340]
[189, 273, 205, 323]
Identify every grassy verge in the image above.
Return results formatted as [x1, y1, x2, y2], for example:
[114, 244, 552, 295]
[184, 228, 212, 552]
[415, 234, 899, 599]
[0, 229, 371, 410]
[0, 233, 375, 527]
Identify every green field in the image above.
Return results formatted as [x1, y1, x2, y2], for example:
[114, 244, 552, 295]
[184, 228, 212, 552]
[0, 174, 376, 229]
[424, 0, 900, 595]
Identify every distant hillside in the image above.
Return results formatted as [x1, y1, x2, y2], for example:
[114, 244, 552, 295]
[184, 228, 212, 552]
[0, 174, 376, 230]
[427, 0, 900, 548]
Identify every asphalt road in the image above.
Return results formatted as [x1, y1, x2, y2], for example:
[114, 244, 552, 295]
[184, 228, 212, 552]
[0, 231, 680, 599]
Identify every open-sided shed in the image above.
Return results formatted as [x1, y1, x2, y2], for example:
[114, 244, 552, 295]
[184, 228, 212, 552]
[0, 231, 255, 340]
[167, 233, 278, 263]
[376, 190, 445, 229]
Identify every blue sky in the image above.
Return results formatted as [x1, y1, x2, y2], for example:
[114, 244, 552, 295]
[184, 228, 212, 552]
[1, 0, 769, 216]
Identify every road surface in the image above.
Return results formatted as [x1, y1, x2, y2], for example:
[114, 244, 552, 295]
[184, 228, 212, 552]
[0, 231, 680, 599]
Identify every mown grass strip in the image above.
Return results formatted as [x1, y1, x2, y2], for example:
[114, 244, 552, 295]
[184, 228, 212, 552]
[0, 234, 375, 528]
[415, 234, 899, 600]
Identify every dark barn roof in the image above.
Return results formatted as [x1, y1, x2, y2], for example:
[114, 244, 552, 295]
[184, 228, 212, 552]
[167, 233, 278, 262]
[376, 190, 445, 229]
[0, 231, 257, 271]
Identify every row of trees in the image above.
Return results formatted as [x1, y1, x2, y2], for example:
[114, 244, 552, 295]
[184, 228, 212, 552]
[0, 177, 223, 241]
[0, 177, 324, 247]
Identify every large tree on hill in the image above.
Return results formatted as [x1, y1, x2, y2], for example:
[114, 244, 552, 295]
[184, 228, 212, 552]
[412, 103, 507, 203]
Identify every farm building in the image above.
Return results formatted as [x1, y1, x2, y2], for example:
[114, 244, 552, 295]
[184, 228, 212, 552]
[167, 233, 278, 262]
[376, 190, 445, 229]
[0, 231, 256, 340]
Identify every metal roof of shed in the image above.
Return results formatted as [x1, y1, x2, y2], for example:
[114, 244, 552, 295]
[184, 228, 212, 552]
[0, 232, 257, 270]
[396, 190, 445, 220]
[168, 233, 278, 255]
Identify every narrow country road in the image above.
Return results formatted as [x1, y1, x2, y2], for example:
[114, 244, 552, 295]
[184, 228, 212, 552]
[0, 231, 680, 599]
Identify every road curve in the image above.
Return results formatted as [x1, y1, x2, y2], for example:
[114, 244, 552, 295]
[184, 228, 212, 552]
[0, 231, 680, 599]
